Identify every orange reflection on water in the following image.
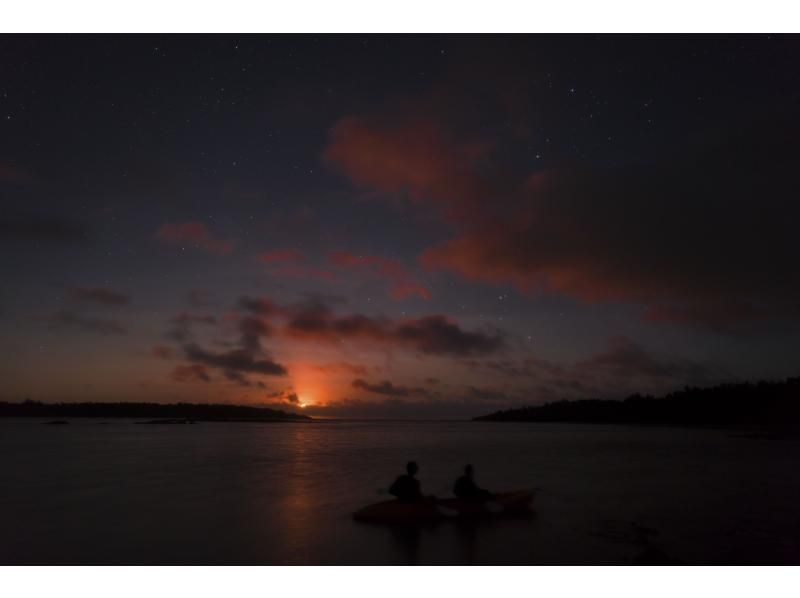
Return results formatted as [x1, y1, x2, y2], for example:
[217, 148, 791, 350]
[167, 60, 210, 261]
[280, 425, 320, 556]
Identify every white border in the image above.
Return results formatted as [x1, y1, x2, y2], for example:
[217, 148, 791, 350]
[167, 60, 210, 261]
[3, 566, 800, 598]
[3, 8, 800, 595]
[1, 0, 800, 33]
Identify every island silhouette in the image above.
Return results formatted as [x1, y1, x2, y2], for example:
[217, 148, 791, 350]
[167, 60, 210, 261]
[474, 377, 800, 428]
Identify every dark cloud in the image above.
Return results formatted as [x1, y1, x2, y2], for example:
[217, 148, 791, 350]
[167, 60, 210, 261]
[45, 310, 127, 335]
[393, 316, 503, 356]
[223, 369, 252, 387]
[171, 364, 212, 383]
[283, 301, 503, 357]
[183, 343, 287, 377]
[239, 294, 503, 357]
[238, 316, 272, 354]
[71, 287, 130, 307]
[161, 302, 286, 385]
[352, 378, 412, 397]
[266, 389, 300, 404]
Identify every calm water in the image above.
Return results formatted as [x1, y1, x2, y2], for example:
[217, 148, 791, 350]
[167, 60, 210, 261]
[1, 419, 799, 564]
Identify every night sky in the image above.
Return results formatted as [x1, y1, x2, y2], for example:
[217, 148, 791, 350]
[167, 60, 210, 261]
[2, 34, 799, 418]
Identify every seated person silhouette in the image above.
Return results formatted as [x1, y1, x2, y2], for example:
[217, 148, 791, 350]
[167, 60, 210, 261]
[389, 461, 424, 503]
[453, 464, 494, 502]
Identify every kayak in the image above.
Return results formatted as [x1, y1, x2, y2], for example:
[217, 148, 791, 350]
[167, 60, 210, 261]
[352, 490, 535, 524]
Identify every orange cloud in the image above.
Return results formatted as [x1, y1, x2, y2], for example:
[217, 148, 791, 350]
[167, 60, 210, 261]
[325, 104, 800, 331]
[324, 116, 490, 222]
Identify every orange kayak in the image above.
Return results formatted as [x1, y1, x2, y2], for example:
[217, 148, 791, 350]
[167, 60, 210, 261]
[353, 490, 535, 524]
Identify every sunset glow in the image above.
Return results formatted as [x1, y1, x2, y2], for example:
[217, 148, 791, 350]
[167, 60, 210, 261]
[2, 35, 799, 419]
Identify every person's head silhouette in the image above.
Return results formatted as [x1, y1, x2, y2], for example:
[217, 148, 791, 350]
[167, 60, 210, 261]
[464, 464, 474, 477]
[406, 461, 419, 476]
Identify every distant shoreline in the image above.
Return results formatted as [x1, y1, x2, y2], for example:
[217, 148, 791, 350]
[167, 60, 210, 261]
[0, 400, 312, 423]
[473, 377, 800, 428]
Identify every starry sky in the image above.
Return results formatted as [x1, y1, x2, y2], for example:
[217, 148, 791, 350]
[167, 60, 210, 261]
[2, 34, 799, 418]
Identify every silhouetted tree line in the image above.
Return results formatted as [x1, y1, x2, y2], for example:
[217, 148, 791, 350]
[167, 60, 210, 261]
[474, 377, 800, 427]
[0, 400, 311, 422]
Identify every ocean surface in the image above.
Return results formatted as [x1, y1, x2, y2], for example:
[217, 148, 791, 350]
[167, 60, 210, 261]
[1, 419, 799, 565]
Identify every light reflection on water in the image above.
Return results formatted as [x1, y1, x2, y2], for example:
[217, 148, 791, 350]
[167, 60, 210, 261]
[1, 419, 799, 564]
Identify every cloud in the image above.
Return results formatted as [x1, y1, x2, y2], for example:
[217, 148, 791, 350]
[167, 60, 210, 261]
[171, 364, 212, 383]
[285, 305, 503, 357]
[324, 116, 490, 222]
[45, 310, 127, 335]
[161, 301, 287, 385]
[223, 369, 253, 387]
[238, 316, 272, 354]
[266, 389, 300, 404]
[238, 294, 503, 357]
[419, 126, 800, 331]
[393, 315, 502, 356]
[156, 221, 234, 255]
[183, 343, 288, 377]
[328, 250, 431, 300]
[352, 378, 412, 397]
[326, 105, 800, 332]
[71, 287, 130, 307]
[0, 212, 90, 244]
